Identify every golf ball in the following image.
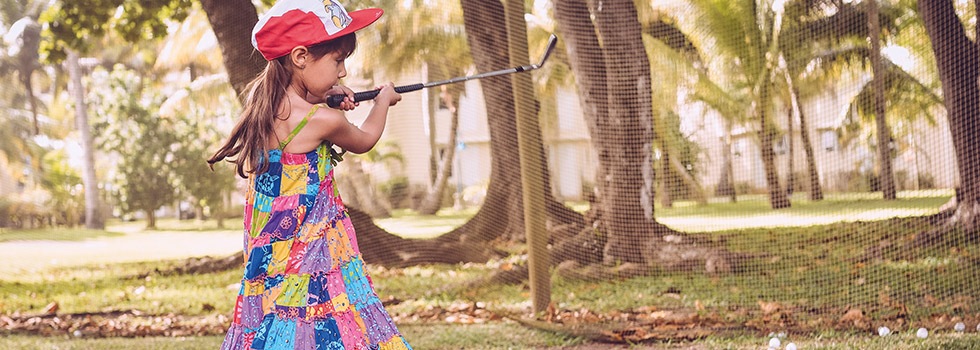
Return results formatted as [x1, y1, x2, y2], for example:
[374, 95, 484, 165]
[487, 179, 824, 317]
[769, 337, 781, 348]
[916, 327, 928, 338]
[955, 322, 966, 332]
[73, 330, 82, 337]
[785, 343, 797, 350]
[878, 326, 890, 336]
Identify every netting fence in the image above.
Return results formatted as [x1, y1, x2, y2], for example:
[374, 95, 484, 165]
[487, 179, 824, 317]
[332, 0, 980, 340]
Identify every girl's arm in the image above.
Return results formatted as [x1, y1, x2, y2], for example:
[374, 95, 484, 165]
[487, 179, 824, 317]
[314, 83, 401, 153]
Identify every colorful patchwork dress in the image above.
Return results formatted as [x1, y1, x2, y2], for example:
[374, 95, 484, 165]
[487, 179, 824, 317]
[221, 106, 412, 350]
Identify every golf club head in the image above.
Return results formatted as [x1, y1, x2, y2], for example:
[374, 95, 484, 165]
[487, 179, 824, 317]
[535, 34, 558, 69]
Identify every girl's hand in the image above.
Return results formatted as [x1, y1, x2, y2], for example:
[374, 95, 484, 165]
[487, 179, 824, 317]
[375, 83, 402, 106]
[325, 85, 358, 110]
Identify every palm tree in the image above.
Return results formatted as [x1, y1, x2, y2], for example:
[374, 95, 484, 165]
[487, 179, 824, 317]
[685, 0, 791, 209]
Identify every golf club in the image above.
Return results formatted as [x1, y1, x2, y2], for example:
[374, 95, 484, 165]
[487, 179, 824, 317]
[325, 34, 558, 108]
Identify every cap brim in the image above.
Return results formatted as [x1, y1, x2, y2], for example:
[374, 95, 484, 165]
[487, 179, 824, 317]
[323, 8, 383, 42]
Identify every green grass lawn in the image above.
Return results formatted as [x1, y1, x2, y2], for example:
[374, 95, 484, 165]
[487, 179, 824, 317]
[4, 327, 980, 349]
[2, 189, 976, 348]
[374, 190, 952, 237]
[0, 227, 125, 242]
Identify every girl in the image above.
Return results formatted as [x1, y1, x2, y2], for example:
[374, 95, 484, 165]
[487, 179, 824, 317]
[208, 0, 409, 349]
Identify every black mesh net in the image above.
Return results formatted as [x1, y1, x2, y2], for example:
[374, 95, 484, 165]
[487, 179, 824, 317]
[336, 0, 980, 341]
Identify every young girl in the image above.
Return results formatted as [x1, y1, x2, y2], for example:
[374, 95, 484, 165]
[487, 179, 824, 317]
[208, 0, 409, 349]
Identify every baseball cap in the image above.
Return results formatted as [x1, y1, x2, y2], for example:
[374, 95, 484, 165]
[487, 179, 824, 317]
[251, 0, 383, 61]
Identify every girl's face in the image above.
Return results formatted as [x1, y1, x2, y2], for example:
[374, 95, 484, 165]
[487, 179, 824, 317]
[303, 51, 347, 95]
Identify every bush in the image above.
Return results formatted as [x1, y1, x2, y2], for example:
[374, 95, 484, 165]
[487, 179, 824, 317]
[834, 170, 875, 192]
[0, 199, 50, 229]
[918, 172, 936, 189]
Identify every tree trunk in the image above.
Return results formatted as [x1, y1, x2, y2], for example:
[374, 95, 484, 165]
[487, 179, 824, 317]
[417, 88, 460, 215]
[593, 0, 662, 264]
[918, 0, 980, 237]
[67, 50, 104, 230]
[759, 82, 791, 209]
[337, 161, 391, 218]
[660, 149, 674, 208]
[427, 64, 439, 186]
[785, 105, 795, 197]
[555, 0, 671, 265]
[25, 74, 39, 135]
[716, 120, 737, 202]
[146, 209, 157, 230]
[790, 84, 824, 200]
[868, 0, 897, 200]
[199, 0, 266, 102]
[668, 150, 708, 205]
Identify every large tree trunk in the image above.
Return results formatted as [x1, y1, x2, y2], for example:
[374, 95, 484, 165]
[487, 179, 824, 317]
[592, 0, 663, 264]
[868, 0, 897, 200]
[918, 0, 980, 238]
[199, 0, 265, 102]
[67, 50, 104, 230]
[555, 0, 677, 266]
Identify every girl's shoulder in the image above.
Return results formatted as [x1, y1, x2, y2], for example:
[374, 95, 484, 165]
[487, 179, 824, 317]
[305, 104, 346, 128]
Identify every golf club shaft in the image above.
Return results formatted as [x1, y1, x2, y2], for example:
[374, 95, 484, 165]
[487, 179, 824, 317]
[325, 64, 538, 108]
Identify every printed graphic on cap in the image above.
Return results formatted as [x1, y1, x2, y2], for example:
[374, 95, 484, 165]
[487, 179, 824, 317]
[325, 0, 351, 29]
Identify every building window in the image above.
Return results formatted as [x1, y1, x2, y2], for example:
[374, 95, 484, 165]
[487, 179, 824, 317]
[821, 130, 837, 152]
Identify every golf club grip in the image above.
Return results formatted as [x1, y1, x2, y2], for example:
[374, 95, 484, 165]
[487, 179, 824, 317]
[325, 83, 424, 108]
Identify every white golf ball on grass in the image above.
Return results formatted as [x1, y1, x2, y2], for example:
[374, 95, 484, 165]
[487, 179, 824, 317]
[916, 327, 928, 338]
[769, 337, 781, 348]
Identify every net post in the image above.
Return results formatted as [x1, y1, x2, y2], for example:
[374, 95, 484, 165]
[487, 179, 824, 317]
[504, 0, 551, 314]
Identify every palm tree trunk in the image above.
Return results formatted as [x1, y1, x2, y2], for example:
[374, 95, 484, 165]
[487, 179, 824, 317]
[426, 63, 439, 186]
[417, 89, 460, 215]
[867, 0, 897, 200]
[760, 83, 790, 209]
[785, 105, 795, 196]
[67, 50, 104, 229]
[669, 150, 708, 205]
[790, 84, 824, 200]
[25, 75, 39, 135]
[716, 120, 737, 202]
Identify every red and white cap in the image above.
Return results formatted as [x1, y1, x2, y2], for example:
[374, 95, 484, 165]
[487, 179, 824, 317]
[251, 0, 383, 61]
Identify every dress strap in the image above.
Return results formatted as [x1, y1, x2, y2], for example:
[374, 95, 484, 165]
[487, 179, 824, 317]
[279, 105, 320, 150]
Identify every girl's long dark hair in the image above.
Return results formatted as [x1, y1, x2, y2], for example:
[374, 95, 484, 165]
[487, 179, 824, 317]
[208, 34, 357, 178]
